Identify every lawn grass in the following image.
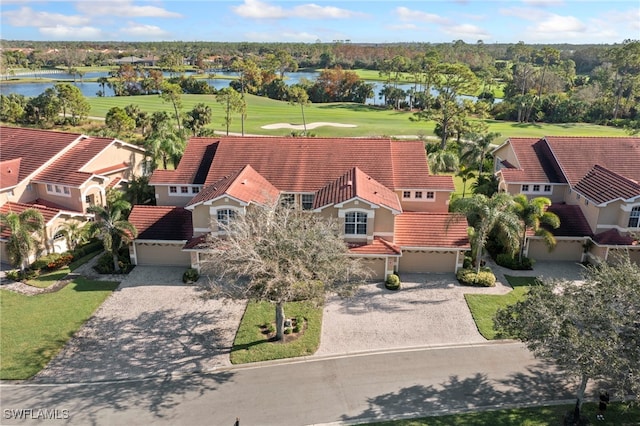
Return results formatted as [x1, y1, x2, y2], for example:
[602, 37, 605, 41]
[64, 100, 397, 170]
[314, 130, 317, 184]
[464, 275, 539, 340]
[0, 277, 119, 379]
[85, 94, 630, 139]
[230, 300, 322, 364]
[367, 402, 640, 425]
[26, 267, 71, 288]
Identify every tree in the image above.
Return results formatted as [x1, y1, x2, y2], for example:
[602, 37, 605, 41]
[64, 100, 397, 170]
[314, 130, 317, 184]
[287, 85, 310, 135]
[0, 208, 45, 271]
[184, 102, 212, 136]
[494, 253, 640, 418]
[145, 111, 185, 170]
[25, 87, 60, 125]
[456, 166, 476, 198]
[159, 81, 183, 131]
[0, 93, 26, 123]
[460, 131, 501, 175]
[97, 76, 109, 97]
[124, 175, 155, 205]
[105, 106, 135, 135]
[202, 201, 369, 341]
[59, 220, 89, 252]
[216, 87, 244, 136]
[427, 149, 459, 173]
[512, 195, 560, 262]
[87, 200, 137, 273]
[449, 193, 521, 273]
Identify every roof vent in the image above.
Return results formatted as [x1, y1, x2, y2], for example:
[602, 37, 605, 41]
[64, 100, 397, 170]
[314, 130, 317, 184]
[347, 180, 353, 186]
[241, 179, 247, 185]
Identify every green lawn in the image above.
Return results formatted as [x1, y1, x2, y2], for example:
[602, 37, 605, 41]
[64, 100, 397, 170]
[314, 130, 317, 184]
[85, 94, 630, 139]
[0, 278, 119, 379]
[367, 402, 640, 425]
[26, 267, 71, 288]
[230, 300, 322, 364]
[464, 275, 539, 340]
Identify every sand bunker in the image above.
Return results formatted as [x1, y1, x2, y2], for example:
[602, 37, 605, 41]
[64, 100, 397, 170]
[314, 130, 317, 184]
[261, 122, 358, 130]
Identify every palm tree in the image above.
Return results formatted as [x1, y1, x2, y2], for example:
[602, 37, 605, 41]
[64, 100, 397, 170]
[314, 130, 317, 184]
[456, 166, 476, 198]
[87, 200, 137, 272]
[288, 85, 310, 135]
[428, 149, 459, 174]
[145, 111, 186, 170]
[460, 131, 501, 174]
[0, 208, 45, 271]
[59, 220, 89, 252]
[513, 194, 560, 262]
[450, 193, 521, 273]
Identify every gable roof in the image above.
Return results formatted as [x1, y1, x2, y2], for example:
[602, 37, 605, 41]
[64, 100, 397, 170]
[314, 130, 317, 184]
[0, 126, 83, 189]
[394, 213, 470, 248]
[497, 138, 565, 183]
[348, 237, 401, 256]
[545, 203, 593, 237]
[574, 165, 640, 205]
[0, 158, 22, 189]
[129, 206, 192, 241]
[186, 165, 280, 208]
[593, 229, 637, 246]
[0, 201, 65, 239]
[314, 167, 402, 212]
[150, 136, 439, 192]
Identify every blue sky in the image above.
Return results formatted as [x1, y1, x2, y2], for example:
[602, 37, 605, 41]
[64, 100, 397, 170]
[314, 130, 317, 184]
[1, 0, 639, 44]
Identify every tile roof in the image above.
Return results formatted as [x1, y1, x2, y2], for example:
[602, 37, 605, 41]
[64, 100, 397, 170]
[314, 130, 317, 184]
[0, 158, 22, 188]
[544, 136, 640, 185]
[574, 165, 640, 204]
[150, 137, 436, 191]
[183, 234, 209, 250]
[593, 228, 637, 246]
[35, 136, 114, 186]
[545, 203, 593, 237]
[31, 198, 83, 213]
[0, 126, 82, 188]
[313, 167, 402, 212]
[348, 237, 401, 256]
[0, 201, 61, 239]
[498, 138, 565, 183]
[129, 206, 192, 241]
[394, 213, 470, 248]
[187, 165, 280, 208]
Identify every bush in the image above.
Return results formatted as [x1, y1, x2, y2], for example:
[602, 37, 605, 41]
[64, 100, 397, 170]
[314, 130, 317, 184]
[496, 253, 535, 270]
[93, 249, 132, 274]
[182, 268, 199, 283]
[5, 269, 39, 282]
[463, 255, 473, 269]
[385, 273, 401, 290]
[71, 240, 103, 259]
[456, 268, 496, 287]
[5, 270, 20, 281]
[32, 253, 74, 271]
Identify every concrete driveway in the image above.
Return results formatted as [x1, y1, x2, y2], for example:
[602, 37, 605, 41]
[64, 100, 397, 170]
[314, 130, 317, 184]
[34, 266, 246, 383]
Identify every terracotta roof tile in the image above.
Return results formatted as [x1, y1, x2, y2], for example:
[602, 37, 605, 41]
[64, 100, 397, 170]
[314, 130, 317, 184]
[0, 126, 82, 187]
[187, 165, 280, 207]
[574, 165, 640, 204]
[394, 213, 470, 248]
[314, 167, 401, 211]
[149, 139, 216, 185]
[0, 201, 61, 239]
[0, 158, 22, 188]
[593, 229, 637, 246]
[546, 203, 593, 237]
[499, 138, 565, 183]
[31, 198, 83, 213]
[183, 234, 208, 250]
[129, 206, 192, 241]
[348, 237, 402, 255]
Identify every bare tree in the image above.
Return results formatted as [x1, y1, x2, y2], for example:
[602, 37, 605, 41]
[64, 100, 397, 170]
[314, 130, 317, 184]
[201, 201, 369, 340]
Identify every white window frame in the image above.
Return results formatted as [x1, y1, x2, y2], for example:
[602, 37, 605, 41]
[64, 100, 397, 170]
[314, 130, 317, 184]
[344, 211, 367, 236]
[46, 183, 71, 197]
[544, 184, 552, 192]
[415, 191, 423, 199]
[522, 184, 529, 192]
[426, 191, 435, 200]
[301, 194, 314, 210]
[629, 206, 640, 229]
[169, 186, 177, 194]
[403, 191, 411, 199]
[216, 208, 237, 228]
[533, 184, 540, 192]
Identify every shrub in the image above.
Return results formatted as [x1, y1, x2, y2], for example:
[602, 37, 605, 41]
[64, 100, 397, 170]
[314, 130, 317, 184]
[463, 255, 473, 269]
[456, 268, 496, 287]
[71, 240, 103, 259]
[93, 249, 132, 274]
[32, 253, 74, 271]
[496, 254, 535, 270]
[182, 268, 199, 283]
[385, 273, 401, 290]
[5, 270, 21, 281]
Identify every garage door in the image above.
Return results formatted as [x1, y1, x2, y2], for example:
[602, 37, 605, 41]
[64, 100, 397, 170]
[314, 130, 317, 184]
[400, 250, 456, 273]
[528, 239, 583, 261]
[360, 258, 386, 280]
[135, 242, 191, 266]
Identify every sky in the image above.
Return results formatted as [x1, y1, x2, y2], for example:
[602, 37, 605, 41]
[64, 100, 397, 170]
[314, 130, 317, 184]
[1, 0, 639, 44]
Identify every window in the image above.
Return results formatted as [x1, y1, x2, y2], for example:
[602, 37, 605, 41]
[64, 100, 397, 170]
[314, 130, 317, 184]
[217, 209, 236, 227]
[55, 185, 62, 193]
[585, 199, 589, 206]
[192, 187, 200, 194]
[53, 232, 64, 240]
[577, 193, 581, 200]
[169, 186, 177, 193]
[426, 191, 435, 199]
[403, 191, 411, 199]
[629, 206, 640, 228]
[302, 194, 314, 210]
[26, 184, 33, 191]
[181, 186, 189, 194]
[345, 212, 367, 235]
[544, 185, 551, 192]
[522, 184, 529, 192]
[280, 193, 295, 207]
[47, 184, 53, 192]
[415, 191, 423, 199]
[63, 187, 70, 195]
[533, 184, 540, 192]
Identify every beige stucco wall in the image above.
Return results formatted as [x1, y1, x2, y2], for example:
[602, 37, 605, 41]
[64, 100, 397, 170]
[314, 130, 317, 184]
[397, 191, 449, 213]
[1, 181, 40, 206]
[192, 197, 246, 234]
[83, 143, 145, 178]
[528, 238, 585, 261]
[133, 242, 191, 266]
[493, 144, 519, 170]
[399, 250, 458, 273]
[153, 185, 196, 207]
[359, 257, 387, 280]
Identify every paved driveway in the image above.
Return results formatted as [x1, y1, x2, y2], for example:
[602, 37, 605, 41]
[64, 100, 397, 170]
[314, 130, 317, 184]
[34, 266, 246, 383]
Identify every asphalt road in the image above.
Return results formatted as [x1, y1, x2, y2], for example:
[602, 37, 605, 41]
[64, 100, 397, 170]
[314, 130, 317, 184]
[0, 342, 574, 426]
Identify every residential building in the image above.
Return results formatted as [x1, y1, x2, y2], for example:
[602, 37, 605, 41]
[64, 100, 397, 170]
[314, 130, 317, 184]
[130, 136, 470, 278]
[493, 136, 640, 264]
[0, 126, 146, 263]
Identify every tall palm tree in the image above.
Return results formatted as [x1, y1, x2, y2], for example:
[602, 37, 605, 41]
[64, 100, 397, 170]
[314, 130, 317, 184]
[460, 131, 501, 175]
[0, 208, 45, 271]
[87, 200, 137, 272]
[456, 166, 476, 198]
[450, 193, 521, 273]
[513, 195, 560, 262]
[59, 220, 89, 252]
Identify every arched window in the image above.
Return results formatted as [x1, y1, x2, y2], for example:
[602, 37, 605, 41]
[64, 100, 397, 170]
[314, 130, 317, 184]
[629, 206, 640, 228]
[345, 211, 367, 235]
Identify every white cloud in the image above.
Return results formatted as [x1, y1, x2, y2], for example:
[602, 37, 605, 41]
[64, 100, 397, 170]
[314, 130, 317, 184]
[119, 22, 170, 38]
[244, 30, 319, 42]
[40, 25, 103, 40]
[444, 24, 492, 40]
[395, 6, 450, 25]
[530, 14, 587, 34]
[3, 6, 90, 27]
[232, 0, 363, 20]
[75, 0, 181, 18]
[499, 6, 549, 21]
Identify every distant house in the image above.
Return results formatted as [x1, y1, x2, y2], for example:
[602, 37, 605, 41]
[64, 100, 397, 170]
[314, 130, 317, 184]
[493, 136, 640, 264]
[130, 136, 470, 278]
[0, 126, 146, 263]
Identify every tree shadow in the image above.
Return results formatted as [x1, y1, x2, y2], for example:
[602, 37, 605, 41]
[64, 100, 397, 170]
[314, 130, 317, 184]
[342, 361, 573, 422]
